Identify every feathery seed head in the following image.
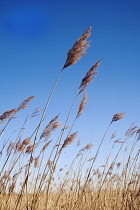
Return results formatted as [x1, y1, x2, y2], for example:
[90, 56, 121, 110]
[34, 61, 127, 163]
[63, 26, 92, 69]
[62, 132, 78, 149]
[25, 145, 34, 154]
[22, 138, 32, 145]
[79, 59, 102, 94]
[34, 156, 40, 168]
[80, 143, 93, 152]
[112, 112, 125, 123]
[41, 140, 52, 152]
[7, 141, 15, 155]
[17, 96, 35, 111]
[40, 115, 61, 139]
[125, 123, 138, 138]
[77, 92, 88, 118]
[0, 109, 17, 121]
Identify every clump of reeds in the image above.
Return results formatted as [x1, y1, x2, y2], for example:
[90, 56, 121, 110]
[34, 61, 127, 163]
[0, 27, 139, 210]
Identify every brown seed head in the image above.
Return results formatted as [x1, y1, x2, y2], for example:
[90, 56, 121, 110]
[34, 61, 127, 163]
[112, 112, 125, 122]
[14, 139, 21, 153]
[17, 96, 35, 111]
[7, 141, 15, 155]
[34, 156, 40, 168]
[47, 159, 51, 166]
[25, 145, 34, 154]
[0, 109, 17, 121]
[80, 143, 93, 152]
[18, 144, 26, 152]
[117, 162, 121, 168]
[115, 139, 125, 143]
[40, 115, 61, 139]
[31, 107, 42, 118]
[63, 26, 92, 69]
[77, 92, 88, 118]
[22, 138, 32, 145]
[62, 132, 78, 149]
[79, 59, 102, 94]
[41, 140, 52, 152]
[111, 131, 118, 139]
[125, 123, 138, 138]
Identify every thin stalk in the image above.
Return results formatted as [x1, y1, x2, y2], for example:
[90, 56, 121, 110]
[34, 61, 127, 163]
[73, 121, 112, 208]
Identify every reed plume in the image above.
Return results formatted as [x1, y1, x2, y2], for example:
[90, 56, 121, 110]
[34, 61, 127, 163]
[0, 109, 17, 121]
[79, 59, 102, 94]
[63, 26, 92, 69]
[76, 92, 88, 118]
[61, 132, 78, 149]
[40, 115, 61, 140]
[41, 140, 52, 152]
[111, 112, 125, 122]
[17, 96, 35, 111]
[25, 145, 34, 154]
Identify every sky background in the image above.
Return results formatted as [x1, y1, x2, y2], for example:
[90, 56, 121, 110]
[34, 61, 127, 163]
[0, 0, 140, 169]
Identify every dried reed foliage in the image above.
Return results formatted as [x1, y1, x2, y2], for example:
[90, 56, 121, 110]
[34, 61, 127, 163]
[34, 156, 40, 168]
[22, 138, 32, 145]
[17, 138, 32, 152]
[0, 27, 139, 210]
[112, 112, 125, 122]
[77, 92, 88, 118]
[79, 59, 102, 94]
[31, 107, 42, 118]
[125, 123, 138, 138]
[80, 143, 93, 152]
[40, 115, 61, 140]
[14, 140, 21, 153]
[41, 140, 52, 152]
[7, 141, 15, 155]
[62, 132, 78, 149]
[63, 27, 92, 69]
[111, 131, 118, 139]
[25, 145, 34, 154]
[0, 96, 35, 121]
[17, 96, 35, 111]
[0, 109, 17, 121]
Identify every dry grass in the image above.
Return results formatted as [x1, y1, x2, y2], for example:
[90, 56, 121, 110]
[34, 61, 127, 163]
[0, 27, 139, 210]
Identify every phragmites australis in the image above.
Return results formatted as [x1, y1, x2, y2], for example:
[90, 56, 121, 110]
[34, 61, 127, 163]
[62, 132, 78, 149]
[25, 145, 34, 154]
[76, 92, 88, 118]
[111, 112, 125, 123]
[22, 138, 32, 145]
[0, 96, 35, 121]
[0, 109, 17, 121]
[40, 115, 61, 140]
[41, 140, 52, 152]
[7, 141, 15, 155]
[33, 156, 40, 168]
[17, 96, 35, 111]
[80, 143, 93, 152]
[111, 131, 118, 139]
[125, 123, 138, 138]
[31, 107, 42, 118]
[17, 138, 32, 152]
[63, 26, 92, 69]
[79, 59, 102, 94]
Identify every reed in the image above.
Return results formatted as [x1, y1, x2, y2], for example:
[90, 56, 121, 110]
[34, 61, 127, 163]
[0, 27, 139, 210]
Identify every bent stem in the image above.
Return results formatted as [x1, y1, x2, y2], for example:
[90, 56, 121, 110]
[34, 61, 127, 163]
[14, 68, 64, 210]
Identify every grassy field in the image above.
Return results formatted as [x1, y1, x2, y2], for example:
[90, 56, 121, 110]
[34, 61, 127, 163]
[0, 27, 139, 210]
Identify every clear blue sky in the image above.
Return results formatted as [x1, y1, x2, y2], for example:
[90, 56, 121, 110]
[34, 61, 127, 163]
[0, 0, 140, 167]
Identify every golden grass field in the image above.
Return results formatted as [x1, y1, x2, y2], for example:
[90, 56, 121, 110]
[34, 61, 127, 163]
[0, 27, 139, 210]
